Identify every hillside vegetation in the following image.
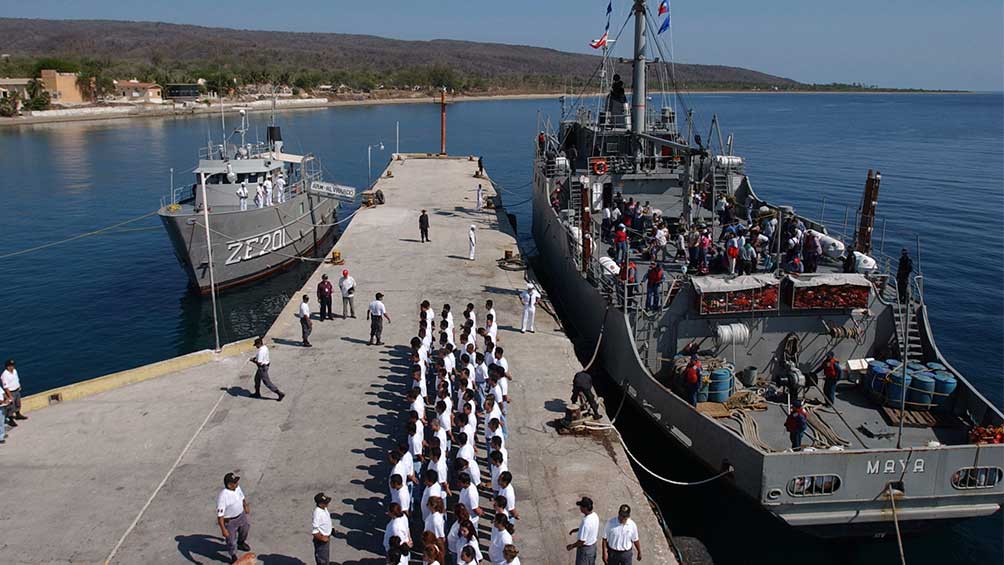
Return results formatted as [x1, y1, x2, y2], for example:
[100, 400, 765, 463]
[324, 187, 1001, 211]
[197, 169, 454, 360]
[0, 18, 806, 94]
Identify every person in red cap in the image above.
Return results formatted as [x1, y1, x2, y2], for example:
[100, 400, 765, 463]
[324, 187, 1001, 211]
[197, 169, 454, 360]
[317, 274, 334, 321]
[338, 269, 356, 319]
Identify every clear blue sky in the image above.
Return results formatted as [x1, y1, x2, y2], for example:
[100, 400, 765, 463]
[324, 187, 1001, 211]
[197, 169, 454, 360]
[6, 0, 1002, 90]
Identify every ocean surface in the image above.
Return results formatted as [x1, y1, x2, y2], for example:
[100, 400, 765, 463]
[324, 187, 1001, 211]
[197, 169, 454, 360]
[0, 93, 1001, 563]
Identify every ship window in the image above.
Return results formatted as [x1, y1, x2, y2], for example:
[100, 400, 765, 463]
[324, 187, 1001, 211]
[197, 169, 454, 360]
[951, 467, 1003, 490]
[787, 474, 841, 497]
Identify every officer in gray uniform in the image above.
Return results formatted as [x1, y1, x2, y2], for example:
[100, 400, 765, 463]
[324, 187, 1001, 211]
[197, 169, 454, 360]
[216, 472, 251, 563]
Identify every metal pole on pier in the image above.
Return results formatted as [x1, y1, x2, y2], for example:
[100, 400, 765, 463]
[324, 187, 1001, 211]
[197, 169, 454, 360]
[199, 172, 221, 353]
[439, 88, 447, 155]
[170, 167, 175, 205]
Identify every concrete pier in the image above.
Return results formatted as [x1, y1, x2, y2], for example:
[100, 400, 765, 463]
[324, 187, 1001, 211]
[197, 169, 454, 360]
[0, 155, 673, 564]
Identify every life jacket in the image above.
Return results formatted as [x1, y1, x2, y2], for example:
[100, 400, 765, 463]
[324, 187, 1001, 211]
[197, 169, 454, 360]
[614, 230, 627, 244]
[785, 408, 807, 432]
[647, 267, 663, 285]
[823, 358, 840, 380]
[685, 361, 702, 384]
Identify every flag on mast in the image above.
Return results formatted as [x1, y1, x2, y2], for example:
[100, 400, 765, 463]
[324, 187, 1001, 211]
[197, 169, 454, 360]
[589, 0, 614, 49]
[590, 31, 609, 49]
[658, 0, 669, 16]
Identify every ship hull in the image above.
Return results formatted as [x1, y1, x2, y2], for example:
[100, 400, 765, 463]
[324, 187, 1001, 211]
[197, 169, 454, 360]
[159, 191, 338, 293]
[530, 177, 1003, 537]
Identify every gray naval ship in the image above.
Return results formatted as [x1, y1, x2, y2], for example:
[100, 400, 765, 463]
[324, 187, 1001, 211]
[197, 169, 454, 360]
[531, 0, 1004, 537]
[159, 109, 347, 293]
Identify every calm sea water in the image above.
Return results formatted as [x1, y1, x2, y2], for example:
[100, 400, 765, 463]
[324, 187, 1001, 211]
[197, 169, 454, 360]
[0, 93, 1001, 563]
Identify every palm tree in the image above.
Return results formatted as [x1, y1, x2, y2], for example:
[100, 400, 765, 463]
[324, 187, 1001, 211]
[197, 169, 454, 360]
[26, 78, 45, 100]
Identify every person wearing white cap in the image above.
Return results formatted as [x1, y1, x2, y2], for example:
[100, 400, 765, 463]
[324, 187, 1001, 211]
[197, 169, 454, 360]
[519, 282, 541, 333]
[236, 181, 248, 211]
[468, 225, 477, 260]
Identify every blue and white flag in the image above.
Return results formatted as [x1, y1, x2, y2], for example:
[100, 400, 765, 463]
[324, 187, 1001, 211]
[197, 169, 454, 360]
[658, 14, 671, 34]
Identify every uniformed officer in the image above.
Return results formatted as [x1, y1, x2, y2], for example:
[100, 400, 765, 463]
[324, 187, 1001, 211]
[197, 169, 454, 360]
[236, 181, 249, 211]
[419, 210, 431, 243]
[468, 225, 477, 260]
[519, 283, 541, 333]
[275, 174, 287, 203]
[216, 472, 251, 563]
[476, 184, 484, 212]
[255, 183, 265, 209]
[299, 294, 313, 347]
[263, 176, 274, 206]
[250, 338, 284, 401]
[367, 292, 391, 346]
[311, 492, 334, 565]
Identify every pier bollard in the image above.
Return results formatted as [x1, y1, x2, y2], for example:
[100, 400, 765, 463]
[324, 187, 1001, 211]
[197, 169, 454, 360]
[330, 249, 344, 265]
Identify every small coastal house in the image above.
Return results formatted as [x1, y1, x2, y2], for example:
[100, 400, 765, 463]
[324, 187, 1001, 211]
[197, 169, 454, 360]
[112, 79, 163, 103]
[39, 69, 86, 104]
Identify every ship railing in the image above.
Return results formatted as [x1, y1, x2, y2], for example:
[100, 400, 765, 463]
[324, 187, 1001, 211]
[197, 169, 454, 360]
[160, 183, 195, 209]
[198, 141, 271, 160]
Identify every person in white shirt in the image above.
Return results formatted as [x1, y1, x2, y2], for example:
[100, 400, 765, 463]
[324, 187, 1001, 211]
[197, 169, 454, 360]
[338, 269, 356, 318]
[475, 183, 484, 212]
[275, 175, 286, 203]
[2, 359, 25, 423]
[489, 514, 515, 565]
[447, 504, 473, 557]
[263, 176, 274, 206]
[489, 450, 508, 492]
[567, 496, 600, 564]
[389, 474, 411, 516]
[464, 303, 477, 330]
[421, 470, 444, 523]
[485, 314, 498, 344]
[468, 224, 477, 260]
[456, 432, 481, 486]
[298, 294, 313, 347]
[497, 471, 519, 520]
[236, 181, 249, 211]
[455, 523, 483, 564]
[383, 502, 411, 551]
[216, 472, 251, 563]
[519, 282, 541, 333]
[602, 504, 642, 565]
[255, 182, 265, 208]
[457, 472, 483, 525]
[250, 338, 283, 401]
[310, 492, 334, 565]
[423, 496, 447, 557]
[502, 544, 521, 565]
[367, 292, 391, 345]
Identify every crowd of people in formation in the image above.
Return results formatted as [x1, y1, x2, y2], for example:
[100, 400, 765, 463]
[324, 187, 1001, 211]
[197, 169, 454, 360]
[383, 298, 523, 565]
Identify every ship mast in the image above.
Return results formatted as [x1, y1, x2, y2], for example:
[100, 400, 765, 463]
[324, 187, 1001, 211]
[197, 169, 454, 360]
[631, 0, 647, 135]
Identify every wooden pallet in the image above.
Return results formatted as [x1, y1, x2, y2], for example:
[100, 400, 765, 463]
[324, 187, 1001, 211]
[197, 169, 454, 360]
[880, 405, 937, 428]
[697, 402, 732, 419]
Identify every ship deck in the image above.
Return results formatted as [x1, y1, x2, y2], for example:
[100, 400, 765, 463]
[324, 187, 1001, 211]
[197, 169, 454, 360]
[2, 156, 674, 564]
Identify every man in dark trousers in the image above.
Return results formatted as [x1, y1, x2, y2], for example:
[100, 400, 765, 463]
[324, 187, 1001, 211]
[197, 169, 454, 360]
[785, 399, 809, 450]
[684, 354, 703, 407]
[317, 274, 334, 321]
[477, 156, 484, 176]
[896, 248, 913, 303]
[571, 371, 602, 420]
[814, 351, 843, 405]
[216, 472, 251, 563]
[298, 294, 313, 347]
[367, 292, 391, 345]
[250, 337, 284, 401]
[311, 492, 334, 565]
[419, 209, 431, 243]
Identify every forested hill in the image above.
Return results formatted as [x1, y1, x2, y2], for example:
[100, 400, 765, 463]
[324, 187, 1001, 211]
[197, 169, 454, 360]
[0, 18, 803, 92]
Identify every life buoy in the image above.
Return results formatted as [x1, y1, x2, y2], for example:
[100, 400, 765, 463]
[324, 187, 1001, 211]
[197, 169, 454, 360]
[592, 159, 608, 175]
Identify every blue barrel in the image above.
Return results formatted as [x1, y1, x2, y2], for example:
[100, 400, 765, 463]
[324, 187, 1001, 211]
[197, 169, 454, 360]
[907, 362, 928, 372]
[885, 370, 913, 408]
[869, 365, 890, 397]
[707, 368, 734, 403]
[908, 372, 936, 410]
[926, 362, 947, 372]
[933, 371, 958, 410]
[885, 359, 901, 369]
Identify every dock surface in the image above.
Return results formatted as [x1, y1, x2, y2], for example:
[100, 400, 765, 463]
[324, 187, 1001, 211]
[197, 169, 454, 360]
[1, 155, 672, 564]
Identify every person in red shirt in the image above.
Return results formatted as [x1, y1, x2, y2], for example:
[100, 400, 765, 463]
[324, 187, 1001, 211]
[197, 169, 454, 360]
[684, 354, 703, 407]
[645, 263, 664, 311]
[614, 224, 629, 264]
[815, 351, 843, 405]
[316, 274, 334, 321]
